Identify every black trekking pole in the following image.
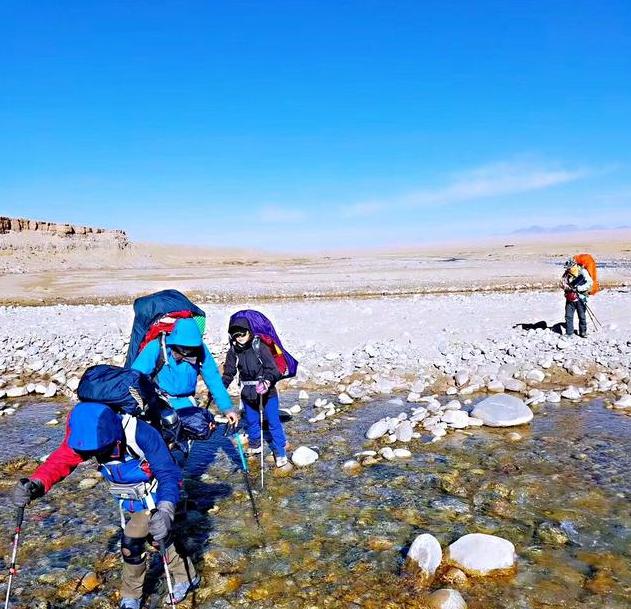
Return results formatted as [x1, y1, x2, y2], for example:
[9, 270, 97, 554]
[3, 508, 25, 609]
[258, 392, 265, 491]
[225, 424, 262, 528]
[586, 303, 603, 329]
[158, 540, 177, 609]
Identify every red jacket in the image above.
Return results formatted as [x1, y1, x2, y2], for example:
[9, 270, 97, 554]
[31, 415, 86, 492]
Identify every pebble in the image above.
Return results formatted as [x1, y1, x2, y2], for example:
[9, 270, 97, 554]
[366, 419, 389, 440]
[428, 589, 467, 609]
[561, 386, 582, 400]
[393, 448, 412, 459]
[337, 392, 354, 405]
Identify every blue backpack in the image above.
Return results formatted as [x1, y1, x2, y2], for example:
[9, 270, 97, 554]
[77, 364, 163, 421]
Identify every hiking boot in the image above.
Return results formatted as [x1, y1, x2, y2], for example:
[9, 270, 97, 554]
[168, 575, 201, 604]
[120, 599, 141, 609]
[275, 455, 288, 468]
[246, 445, 262, 456]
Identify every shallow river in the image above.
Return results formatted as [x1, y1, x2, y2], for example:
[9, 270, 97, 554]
[1, 395, 630, 608]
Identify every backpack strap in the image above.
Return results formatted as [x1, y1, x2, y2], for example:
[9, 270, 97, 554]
[150, 333, 169, 381]
[252, 336, 264, 367]
[121, 414, 146, 461]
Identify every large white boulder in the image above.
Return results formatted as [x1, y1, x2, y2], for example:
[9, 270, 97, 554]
[407, 534, 442, 582]
[447, 533, 516, 575]
[471, 394, 533, 427]
[291, 446, 319, 467]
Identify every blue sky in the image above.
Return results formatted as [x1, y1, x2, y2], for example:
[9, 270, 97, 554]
[1, 1, 630, 251]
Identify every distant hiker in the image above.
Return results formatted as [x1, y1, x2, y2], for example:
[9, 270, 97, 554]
[222, 316, 289, 467]
[562, 257, 594, 337]
[12, 403, 198, 608]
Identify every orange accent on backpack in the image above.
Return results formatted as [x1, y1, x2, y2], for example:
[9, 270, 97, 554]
[573, 253, 600, 295]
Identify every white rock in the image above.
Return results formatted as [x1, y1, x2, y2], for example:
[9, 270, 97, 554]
[613, 395, 631, 409]
[66, 377, 80, 392]
[26, 383, 36, 394]
[6, 386, 28, 398]
[428, 589, 467, 609]
[289, 404, 302, 414]
[308, 411, 326, 423]
[366, 419, 389, 440]
[342, 459, 361, 472]
[486, 380, 505, 393]
[407, 392, 422, 403]
[2, 408, 16, 415]
[504, 379, 526, 392]
[35, 384, 48, 395]
[45, 418, 60, 426]
[291, 446, 319, 467]
[526, 369, 546, 383]
[561, 386, 581, 400]
[545, 391, 561, 403]
[407, 533, 442, 581]
[338, 393, 354, 405]
[446, 386, 458, 396]
[444, 400, 461, 410]
[441, 410, 470, 428]
[396, 420, 414, 442]
[471, 394, 534, 427]
[455, 371, 469, 387]
[411, 380, 426, 393]
[447, 533, 516, 575]
[324, 352, 340, 361]
[393, 448, 412, 459]
[466, 416, 484, 426]
[298, 390, 309, 401]
[379, 447, 396, 461]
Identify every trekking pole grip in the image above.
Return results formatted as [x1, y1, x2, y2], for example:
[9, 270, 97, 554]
[15, 507, 24, 530]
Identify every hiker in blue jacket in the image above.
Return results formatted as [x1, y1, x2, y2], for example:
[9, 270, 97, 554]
[12, 402, 198, 608]
[132, 317, 239, 423]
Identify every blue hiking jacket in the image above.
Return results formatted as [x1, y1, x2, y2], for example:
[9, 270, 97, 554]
[131, 318, 233, 412]
[36, 402, 181, 508]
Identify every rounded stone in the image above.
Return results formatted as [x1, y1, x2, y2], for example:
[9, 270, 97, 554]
[428, 589, 467, 609]
[447, 533, 516, 575]
[471, 394, 533, 427]
[407, 533, 443, 581]
[291, 446, 319, 467]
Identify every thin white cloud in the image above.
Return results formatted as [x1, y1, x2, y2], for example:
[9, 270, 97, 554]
[256, 205, 308, 224]
[340, 160, 590, 218]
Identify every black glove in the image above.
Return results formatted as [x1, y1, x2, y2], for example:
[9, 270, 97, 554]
[13, 478, 44, 508]
[149, 501, 175, 541]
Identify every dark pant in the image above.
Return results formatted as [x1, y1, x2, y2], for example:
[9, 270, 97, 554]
[243, 394, 286, 457]
[565, 298, 587, 336]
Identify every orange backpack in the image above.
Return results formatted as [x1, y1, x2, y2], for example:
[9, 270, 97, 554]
[573, 253, 600, 295]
